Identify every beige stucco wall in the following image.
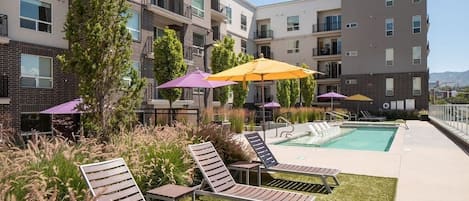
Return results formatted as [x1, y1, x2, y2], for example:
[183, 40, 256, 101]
[0, 0, 69, 49]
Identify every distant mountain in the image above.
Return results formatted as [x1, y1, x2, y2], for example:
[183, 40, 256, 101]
[430, 70, 469, 87]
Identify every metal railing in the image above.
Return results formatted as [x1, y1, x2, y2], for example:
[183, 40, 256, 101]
[429, 104, 469, 137]
[313, 47, 341, 56]
[146, 0, 192, 19]
[276, 116, 294, 137]
[0, 75, 7, 97]
[254, 30, 273, 39]
[143, 36, 193, 61]
[312, 22, 341, 33]
[0, 14, 7, 37]
[211, 0, 226, 15]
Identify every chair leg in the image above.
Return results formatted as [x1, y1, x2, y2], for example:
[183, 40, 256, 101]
[332, 176, 340, 186]
[320, 175, 332, 193]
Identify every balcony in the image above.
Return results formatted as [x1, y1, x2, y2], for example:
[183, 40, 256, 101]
[143, 36, 193, 63]
[312, 47, 341, 60]
[0, 14, 9, 44]
[254, 52, 273, 59]
[0, 75, 9, 104]
[212, 31, 225, 41]
[144, 0, 192, 24]
[254, 30, 273, 40]
[312, 22, 341, 37]
[211, 0, 227, 22]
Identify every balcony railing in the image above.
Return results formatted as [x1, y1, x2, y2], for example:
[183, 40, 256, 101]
[430, 104, 469, 139]
[0, 14, 7, 37]
[254, 30, 273, 39]
[211, 0, 226, 15]
[312, 22, 341, 33]
[144, 36, 193, 61]
[148, 0, 192, 19]
[0, 75, 8, 97]
[254, 52, 273, 59]
[315, 73, 340, 80]
[313, 47, 341, 57]
[212, 32, 225, 41]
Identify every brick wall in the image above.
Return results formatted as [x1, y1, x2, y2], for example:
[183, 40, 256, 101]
[0, 41, 78, 131]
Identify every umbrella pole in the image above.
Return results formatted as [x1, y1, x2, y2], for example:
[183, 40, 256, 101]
[261, 74, 266, 142]
[331, 98, 333, 111]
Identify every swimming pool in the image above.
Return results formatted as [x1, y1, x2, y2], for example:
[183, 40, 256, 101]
[276, 127, 398, 152]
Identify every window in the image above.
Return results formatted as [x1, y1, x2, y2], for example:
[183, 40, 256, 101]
[386, 78, 394, 96]
[287, 40, 299, 53]
[192, 0, 204, 18]
[21, 113, 51, 133]
[127, 10, 140, 41]
[287, 16, 299, 31]
[412, 0, 421, 4]
[385, 0, 394, 7]
[241, 14, 247, 31]
[346, 23, 358, 28]
[123, 61, 141, 86]
[226, 7, 232, 24]
[412, 15, 421, 34]
[192, 33, 205, 56]
[412, 77, 422, 96]
[21, 54, 52, 88]
[154, 27, 164, 39]
[241, 39, 247, 53]
[345, 51, 358, 56]
[412, 46, 421, 64]
[20, 0, 52, 33]
[385, 18, 394, 37]
[324, 15, 341, 31]
[385, 48, 394, 66]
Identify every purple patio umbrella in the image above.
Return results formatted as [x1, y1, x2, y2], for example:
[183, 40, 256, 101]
[40, 98, 83, 114]
[262, 101, 281, 108]
[317, 92, 347, 110]
[157, 70, 237, 124]
[157, 70, 237, 89]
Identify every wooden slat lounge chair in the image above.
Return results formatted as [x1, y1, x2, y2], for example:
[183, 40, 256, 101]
[188, 142, 315, 201]
[245, 133, 340, 193]
[80, 158, 145, 201]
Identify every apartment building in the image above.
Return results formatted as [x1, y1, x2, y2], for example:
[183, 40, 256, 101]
[0, 0, 78, 133]
[340, 0, 429, 111]
[249, 0, 429, 111]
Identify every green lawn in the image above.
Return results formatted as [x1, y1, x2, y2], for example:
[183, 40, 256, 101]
[185, 173, 397, 201]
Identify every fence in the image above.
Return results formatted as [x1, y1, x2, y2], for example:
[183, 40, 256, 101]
[429, 104, 469, 138]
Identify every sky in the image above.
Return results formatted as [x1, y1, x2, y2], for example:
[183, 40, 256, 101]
[249, 0, 469, 73]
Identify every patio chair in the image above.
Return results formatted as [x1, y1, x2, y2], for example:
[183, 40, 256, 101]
[312, 123, 328, 136]
[245, 133, 340, 193]
[359, 111, 386, 122]
[188, 142, 315, 201]
[308, 124, 322, 137]
[79, 158, 146, 200]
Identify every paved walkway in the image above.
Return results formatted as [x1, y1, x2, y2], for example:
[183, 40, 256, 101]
[238, 121, 469, 201]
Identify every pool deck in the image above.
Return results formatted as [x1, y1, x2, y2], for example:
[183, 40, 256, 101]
[238, 120, 469, 201]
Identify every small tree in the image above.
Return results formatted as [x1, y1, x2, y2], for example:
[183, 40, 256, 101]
[300, 64, 317, 106]
[232, 53, 253, 108]
[290, 79, 300, 107]
[211, 37, 236, 105]
[153, 28, 187, 123]
[58, 0, 145, 141]
[276, 80, 291, 107]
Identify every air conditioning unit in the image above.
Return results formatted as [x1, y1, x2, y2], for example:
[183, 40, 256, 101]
[345, 51, 358, 56]
[345, 79, 357, 85]
[413, 59, 421, 65]
[385, 90, 394, 96]
[386, 60, 393, 66]
[413, 90, 422, 96]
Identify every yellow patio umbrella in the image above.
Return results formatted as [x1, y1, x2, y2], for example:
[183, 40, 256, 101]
[207, 54, 320, 141]
[345, 94, 373, 118]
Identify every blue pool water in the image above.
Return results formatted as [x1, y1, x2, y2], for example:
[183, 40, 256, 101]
[276, 127, 397, 152]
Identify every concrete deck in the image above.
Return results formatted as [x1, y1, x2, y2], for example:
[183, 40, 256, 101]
[238, 121, 469, 201]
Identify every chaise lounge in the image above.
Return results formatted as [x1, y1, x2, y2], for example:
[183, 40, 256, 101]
[189, 142, 315, 201]
[245, 132, 340, 193]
